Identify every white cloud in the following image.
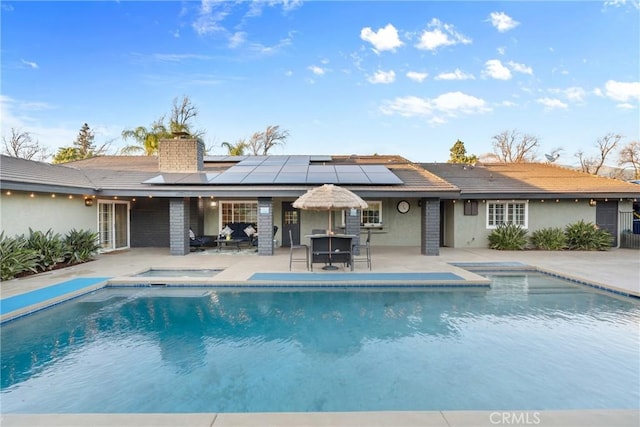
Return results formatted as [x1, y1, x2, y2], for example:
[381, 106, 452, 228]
[308, 65, 326, 76]
[360, 23, 403, 53]
[604, 0, 640, 9]
[507, 61, 533, 75]
[617, 103, 636, 109]
[604, 80, 640, 102]
[192, 1, 230, 35]
[497, 46, 506, 55]
[380, 91, 490, 124]
[435, 69, 475, 80]
[368, 70, 396, 84]
[415, 18, 471, 52]
[406, 71, 428, 82]
[563, 87, 587, 102]
[483, 59, 512, 80]
[228, 32, 247, 48]
[488, 12, 520, 32]
[21, 59, 39, 69]
[537, 97, 568, 109]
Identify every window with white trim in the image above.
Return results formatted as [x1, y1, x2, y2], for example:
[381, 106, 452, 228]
[341, 201, 383, 227]
[486, 201, 528, 229]
[220, 201, 257, 227]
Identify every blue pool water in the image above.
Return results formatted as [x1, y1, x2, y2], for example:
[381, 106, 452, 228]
[1, 272, 639, 413]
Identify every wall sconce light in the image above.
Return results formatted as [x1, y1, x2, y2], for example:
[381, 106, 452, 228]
[210, 200, 218, 207]
[84, 198, 94, 207]
[589, 199, 597, 207]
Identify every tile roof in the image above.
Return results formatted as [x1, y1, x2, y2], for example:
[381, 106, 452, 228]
[1, 154, 459, 198]
[421, 162, 640, 198]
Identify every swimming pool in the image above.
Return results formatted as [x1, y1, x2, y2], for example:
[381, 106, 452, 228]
[1, 272, 638, 413]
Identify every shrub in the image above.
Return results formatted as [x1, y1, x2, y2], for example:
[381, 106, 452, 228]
[64, 229, 101, 264]
[26, 228, 68, 272]
[530, 227, 567, 250]
[488, 223, 528, 250]
[0, 232, 39, 281]
[564, 220, 613, 251]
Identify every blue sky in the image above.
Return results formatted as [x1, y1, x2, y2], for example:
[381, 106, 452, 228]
[2, 0, 639, 165]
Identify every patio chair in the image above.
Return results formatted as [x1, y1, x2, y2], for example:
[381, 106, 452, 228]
[289, 229, 309, 271]
[351, 229, 371, 270]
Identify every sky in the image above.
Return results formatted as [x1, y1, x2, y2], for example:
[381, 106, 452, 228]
[1, 0, 639, 165]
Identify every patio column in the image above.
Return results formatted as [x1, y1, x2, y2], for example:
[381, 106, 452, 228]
[257, 197, 274, 256]
[169, 197, 190, 255]
[345, 208, 361, 255]
[421, 198, 440, 256]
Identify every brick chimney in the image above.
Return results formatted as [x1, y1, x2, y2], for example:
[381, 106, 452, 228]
[158, 132, 204, 173]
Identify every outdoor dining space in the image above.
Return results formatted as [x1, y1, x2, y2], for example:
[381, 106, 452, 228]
[290, 184, 373, 271]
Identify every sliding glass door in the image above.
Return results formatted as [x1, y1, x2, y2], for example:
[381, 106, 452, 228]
[98, 201, 130, 251]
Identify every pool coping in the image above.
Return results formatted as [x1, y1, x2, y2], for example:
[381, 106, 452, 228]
[2, 263, 637, 323]
[1, 409, 639, 427]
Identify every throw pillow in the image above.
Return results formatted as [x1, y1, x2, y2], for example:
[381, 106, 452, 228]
[244, 225, 256, 237]
[221, 225, 233, 237]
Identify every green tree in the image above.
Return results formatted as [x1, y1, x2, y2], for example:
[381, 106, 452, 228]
[121, 117, 170, 155]
[448, 139, 478, 164]
[52, 123, 110, 164]
[221, 139, 248, 156]
[121, 95, 204, 155]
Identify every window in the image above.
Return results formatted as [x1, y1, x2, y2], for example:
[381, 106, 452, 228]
[98, 201, 130, 251]
[220, 201, 257, 226]
[464, 200, 478, 216]
[487, 201, 528, 228]
[343, 201, 383, 226]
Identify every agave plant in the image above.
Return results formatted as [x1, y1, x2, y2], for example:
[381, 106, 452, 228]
[488, 223, 529, 250]
[0, 232, 39, 281]
[64, 229, 101, 264]
[530, 227, 567, 250]
[565, 220, 613, 251]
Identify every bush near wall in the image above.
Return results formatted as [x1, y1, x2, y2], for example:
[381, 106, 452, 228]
[488, 221, 613, 251]
[0, 229, 100, 281]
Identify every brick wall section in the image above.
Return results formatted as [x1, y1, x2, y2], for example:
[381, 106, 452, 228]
[158, 138, 204, 173]
[345, 208, 361, 255]
[257, 198, 274, 255]
[130, 198, 169, 247]
[169, 198, 190, 255]
[421, 198, 440, 256]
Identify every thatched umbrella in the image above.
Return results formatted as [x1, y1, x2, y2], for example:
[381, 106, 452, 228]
[293, 184, 368, 233]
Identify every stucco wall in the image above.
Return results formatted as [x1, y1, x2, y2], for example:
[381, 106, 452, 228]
[450, 199, 601, 248]
[293, 198, 423, 247]
[0, 192, 95, 238]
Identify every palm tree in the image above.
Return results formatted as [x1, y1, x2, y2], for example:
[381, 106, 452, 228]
[220, 139, 248, 156]
[121, 118, 170, 156]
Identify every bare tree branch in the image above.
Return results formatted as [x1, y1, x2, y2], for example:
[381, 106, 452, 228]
[576, 132, 622, 175]
[491, 130, 539, 163]
[2, 128, 50, 161]
[618, 140, 640, 180]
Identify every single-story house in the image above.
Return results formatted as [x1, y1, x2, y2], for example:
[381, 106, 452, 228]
[1, 137, 638, 255]
[421, 162, 640, 248]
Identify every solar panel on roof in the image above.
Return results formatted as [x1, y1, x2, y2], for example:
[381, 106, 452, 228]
[243, 173, 276, 183]
[143, 175, 166, 184]
[337, 172, 371, 184]
[274, 173, 308, 183]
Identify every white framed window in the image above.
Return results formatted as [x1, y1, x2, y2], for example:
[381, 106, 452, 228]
[220, 201, 258, 227]
[342, 201, 383, 226]
[486, 200, 528, 229]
